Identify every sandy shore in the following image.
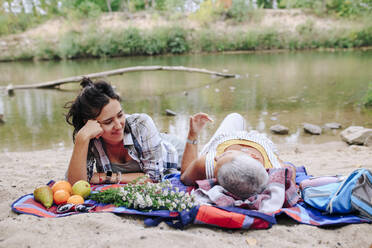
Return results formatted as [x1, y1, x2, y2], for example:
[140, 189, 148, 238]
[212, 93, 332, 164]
[0, 141, 371, 248]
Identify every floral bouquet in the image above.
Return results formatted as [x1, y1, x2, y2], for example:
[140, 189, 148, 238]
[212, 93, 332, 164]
[90, 176, 196, 212]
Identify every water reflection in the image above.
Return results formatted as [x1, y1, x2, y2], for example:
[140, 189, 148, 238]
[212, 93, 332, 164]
[0, 50, 372, 152]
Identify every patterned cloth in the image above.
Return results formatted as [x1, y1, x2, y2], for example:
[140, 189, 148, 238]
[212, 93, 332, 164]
[201, 131, 282, 179]
[87, 113, 178, 182]
[192, 168, 300, 213]
[12, 171, 371, 228]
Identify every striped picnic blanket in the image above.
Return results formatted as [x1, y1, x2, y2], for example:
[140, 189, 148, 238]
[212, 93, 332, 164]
[12, 168, 371, 229]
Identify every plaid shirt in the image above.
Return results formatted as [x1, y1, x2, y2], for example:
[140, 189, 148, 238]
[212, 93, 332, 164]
[87, 113, 178, 182]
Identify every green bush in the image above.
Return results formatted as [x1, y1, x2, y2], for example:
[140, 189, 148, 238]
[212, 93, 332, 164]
[190, 0, 221, 26]
[257, 29, 282, 49]
[0, 13, 44, 36]
[354, 26, 372, 46]
[225, 0, 250, 22]
[118, 28, 144, 55]
[279, 0, 372, 17]
[58, 31, 83, 59]
[165, 27, 189, 54]
[35, 40, 59, 60]
[363, 83, 372, 108]
[198, 30, 216, 52]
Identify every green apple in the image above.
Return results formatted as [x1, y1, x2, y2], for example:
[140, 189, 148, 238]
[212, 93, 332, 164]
[72, 180, 91, 199]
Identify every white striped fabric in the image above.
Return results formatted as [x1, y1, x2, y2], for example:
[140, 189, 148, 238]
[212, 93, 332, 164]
[201, 130, 281, 179]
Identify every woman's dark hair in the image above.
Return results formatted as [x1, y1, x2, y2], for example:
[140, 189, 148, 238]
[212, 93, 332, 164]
[65, 77, 121, 141]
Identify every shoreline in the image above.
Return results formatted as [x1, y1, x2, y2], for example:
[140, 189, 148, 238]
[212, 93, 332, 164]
[1, 141, 371, 247]
[1, 10, 371, 62]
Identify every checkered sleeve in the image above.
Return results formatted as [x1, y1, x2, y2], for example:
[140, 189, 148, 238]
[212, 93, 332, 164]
[133, 114, 164, 182]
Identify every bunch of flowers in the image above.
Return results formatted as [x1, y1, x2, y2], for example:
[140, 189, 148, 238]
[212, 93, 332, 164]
[90, 176, 196, 212]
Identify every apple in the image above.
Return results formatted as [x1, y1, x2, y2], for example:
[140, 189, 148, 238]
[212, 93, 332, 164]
[72, 180, 91, 199]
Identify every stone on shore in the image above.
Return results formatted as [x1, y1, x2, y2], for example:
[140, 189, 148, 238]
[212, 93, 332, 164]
[364, 135, 372, 147]
[165, 109, 177, 116]
[303, 123, 322, 135]
[325, 122, 342, 129]
[270, 124, 289, 135]
[340, 126, 372, 145]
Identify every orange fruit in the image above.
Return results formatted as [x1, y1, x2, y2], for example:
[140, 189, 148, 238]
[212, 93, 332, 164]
[67, 195, 85, 205]
[53, 189, 71, 205]
[52, 181, 72, 195]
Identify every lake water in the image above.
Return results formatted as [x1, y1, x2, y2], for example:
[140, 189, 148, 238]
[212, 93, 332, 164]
[1, 50, 372, 152]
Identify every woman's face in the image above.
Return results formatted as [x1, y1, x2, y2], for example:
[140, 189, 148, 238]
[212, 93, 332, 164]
[96, 99, 125, 145]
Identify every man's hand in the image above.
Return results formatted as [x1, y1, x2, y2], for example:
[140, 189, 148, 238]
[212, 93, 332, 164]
[189, 113, 213, 137]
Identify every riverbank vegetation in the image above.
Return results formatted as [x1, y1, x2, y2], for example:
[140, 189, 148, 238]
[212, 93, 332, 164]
[1, 0, 372, 61]
[363, 83, 372, 108]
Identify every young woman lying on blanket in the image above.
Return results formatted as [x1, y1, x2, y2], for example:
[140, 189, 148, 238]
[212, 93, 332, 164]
[181, 113, 296, 200]
[65, 78, 183, 185]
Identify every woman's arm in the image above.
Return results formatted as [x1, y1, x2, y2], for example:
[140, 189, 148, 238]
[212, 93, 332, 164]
[90, 172, 151, 184]
[67, 120, 103, 185]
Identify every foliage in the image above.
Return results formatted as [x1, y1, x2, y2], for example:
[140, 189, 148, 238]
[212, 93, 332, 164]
[64, 0, 122, 12]
[4, 19, 372, 61]
[90, 176, 196, 212]
[165, 27, 189, 54]
[0, 12, 44, 36]
[279, 0, 372, 17]
[224, 0, 251, 22]
[189, 0, 221, 26]
[362, 83, 372, 108]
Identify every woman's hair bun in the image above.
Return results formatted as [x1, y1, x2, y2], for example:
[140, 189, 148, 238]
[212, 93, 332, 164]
[80, 77, 94, 88]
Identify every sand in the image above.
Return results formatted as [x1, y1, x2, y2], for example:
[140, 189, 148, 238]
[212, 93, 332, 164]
[0, 141, 371, 248]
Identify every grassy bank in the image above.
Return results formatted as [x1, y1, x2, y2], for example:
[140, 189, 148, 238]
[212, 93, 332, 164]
[2, 23, 372, 61]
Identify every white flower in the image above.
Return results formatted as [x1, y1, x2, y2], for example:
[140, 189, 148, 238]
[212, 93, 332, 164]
[145, 195, 153, 207]
[179, 191, 185, 197]
[181, 203, 186, 210]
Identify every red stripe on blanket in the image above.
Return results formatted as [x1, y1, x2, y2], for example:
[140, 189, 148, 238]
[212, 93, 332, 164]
[250, 218, 270, 229]
[195, 205, 245, 228]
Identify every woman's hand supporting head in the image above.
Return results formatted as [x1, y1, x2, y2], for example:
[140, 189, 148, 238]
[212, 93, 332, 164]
[76, 120, 104, 142]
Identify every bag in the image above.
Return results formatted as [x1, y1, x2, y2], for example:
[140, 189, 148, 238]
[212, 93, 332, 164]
[299, 175, 345, 191]
[351, 170, 372, 220]
[302, 168, 372, 217]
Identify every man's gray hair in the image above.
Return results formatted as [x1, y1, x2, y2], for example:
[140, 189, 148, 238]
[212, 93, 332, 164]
[217, 154, 269, 199]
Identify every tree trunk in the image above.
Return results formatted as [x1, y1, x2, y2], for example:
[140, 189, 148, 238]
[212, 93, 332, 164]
[3, 66, 237, 90]
[106, 0, 112, 12]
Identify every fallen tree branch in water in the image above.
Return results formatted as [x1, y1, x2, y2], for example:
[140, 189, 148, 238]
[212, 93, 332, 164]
[3, 66, 237, 92]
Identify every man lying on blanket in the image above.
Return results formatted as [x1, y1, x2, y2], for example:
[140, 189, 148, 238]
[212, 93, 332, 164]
[180, 113, 300, 213]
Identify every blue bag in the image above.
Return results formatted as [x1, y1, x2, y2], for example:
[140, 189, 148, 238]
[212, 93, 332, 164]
[302, 168, 372, 217]
[351, 170, 372, 220]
